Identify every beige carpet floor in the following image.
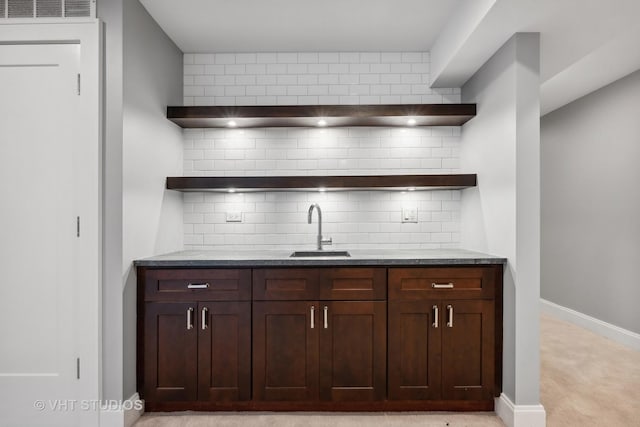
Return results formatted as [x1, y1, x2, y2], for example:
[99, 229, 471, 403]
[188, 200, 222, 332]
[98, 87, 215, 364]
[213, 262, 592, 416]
[135, 412, 505, 427]
[136, 315, 640, 427]
[540, 314, 640, 426]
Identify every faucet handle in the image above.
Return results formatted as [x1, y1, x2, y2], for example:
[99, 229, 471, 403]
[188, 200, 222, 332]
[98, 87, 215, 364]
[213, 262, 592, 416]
[321, 237, 333, 246]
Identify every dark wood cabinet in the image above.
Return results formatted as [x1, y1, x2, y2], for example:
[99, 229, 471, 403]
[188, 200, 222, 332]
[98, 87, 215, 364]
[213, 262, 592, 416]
[252, 301, 319, 401]
[319, 301, 386, 401]
[252, 268, 387, 402]
[143, 302, 198, 402]
[441, 299, 494, 400]
[138, 268, 251, 407]
[388, 300, 442, 400]
[198, 301, 251, 402]
[139, 264, 502, 411]
[387, 267, 501, 402]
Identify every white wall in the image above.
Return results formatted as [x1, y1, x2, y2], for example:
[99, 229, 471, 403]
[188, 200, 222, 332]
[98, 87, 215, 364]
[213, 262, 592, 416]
[97, 0, 124, 402]
[541, 69, 640, 335]
[181, 51, 464, 250]
[122, 0, 184, 398]
[461, 33, 543, 412]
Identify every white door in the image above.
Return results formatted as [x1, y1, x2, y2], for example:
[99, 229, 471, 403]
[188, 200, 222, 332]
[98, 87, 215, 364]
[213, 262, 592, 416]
[0, 43, 97, 427]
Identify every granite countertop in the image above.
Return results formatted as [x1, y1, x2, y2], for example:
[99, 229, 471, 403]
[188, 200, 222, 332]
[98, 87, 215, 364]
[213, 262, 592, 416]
[134, 248, 507, 267]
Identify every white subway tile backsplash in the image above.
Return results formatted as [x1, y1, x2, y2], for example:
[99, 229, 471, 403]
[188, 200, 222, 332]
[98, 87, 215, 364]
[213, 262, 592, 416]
[214, 53, 236, 64]
[184, 64, 204, 75]
[287, 63, 308, 74]
[267, 63, 287, 74]
[204, 64, 225, 75]
[298, 52, 319, 63]
[276, 52, 298, 63]
[236, 53, 257, 64]
[181, 51, 462, 250]
[329, 63, 350, 74]
[319, 74, 340, 85]
[193, 54, 215, 64]
[184, 54, 195, 64]
[381, 74, 402, 84]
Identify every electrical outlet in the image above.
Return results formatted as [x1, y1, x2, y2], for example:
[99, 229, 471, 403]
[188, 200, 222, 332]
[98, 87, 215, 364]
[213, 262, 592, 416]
[401, 207, 418, 223]
[226, 211, 243, 222]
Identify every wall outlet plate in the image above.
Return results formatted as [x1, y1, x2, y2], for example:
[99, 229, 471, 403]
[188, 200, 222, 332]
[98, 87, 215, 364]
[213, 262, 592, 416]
[226, 211, 243, 222]
[401, 207, 418, 223]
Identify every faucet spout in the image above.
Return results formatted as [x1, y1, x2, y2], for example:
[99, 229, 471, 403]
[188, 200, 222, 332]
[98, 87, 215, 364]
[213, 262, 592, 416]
[307, 203, 331, 250]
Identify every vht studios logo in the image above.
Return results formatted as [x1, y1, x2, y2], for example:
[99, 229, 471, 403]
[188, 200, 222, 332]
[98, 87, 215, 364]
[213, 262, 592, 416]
[33, 399, 143, 412]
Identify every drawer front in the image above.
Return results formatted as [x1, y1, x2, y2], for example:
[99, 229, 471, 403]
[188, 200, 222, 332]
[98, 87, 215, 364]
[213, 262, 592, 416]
[142, 269, 251, 301]
[388, 267, 498, 300]
[319, 268, 387, 300]
[253, 268, 319, 300]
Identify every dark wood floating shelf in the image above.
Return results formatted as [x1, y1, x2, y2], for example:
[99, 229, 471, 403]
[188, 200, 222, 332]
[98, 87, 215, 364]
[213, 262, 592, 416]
[166, 174, 477, 192]
[167, 104, 476, 128]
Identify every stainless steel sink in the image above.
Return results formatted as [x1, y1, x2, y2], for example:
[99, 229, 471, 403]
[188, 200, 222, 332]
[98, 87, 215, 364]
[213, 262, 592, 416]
[290, 250, 351, 257]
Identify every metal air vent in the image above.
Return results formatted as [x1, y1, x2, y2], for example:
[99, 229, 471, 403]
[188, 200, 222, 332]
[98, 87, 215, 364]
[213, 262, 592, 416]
[7, 0, 33, 18]
[64, 0, 90, 17]
[37, 0, 62, 17]
[2, 0, 92, 18]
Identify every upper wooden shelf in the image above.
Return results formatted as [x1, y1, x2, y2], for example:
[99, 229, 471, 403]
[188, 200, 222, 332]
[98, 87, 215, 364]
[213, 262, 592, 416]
[167, 104, 476, 128]
[166, 174, 477, 192]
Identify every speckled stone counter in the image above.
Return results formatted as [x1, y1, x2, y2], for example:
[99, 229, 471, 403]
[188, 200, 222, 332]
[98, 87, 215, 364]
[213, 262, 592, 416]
[134, 248, 507, 267]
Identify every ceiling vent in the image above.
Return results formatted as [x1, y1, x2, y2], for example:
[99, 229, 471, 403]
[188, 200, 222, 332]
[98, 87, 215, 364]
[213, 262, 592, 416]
[2, 0, 92, 18]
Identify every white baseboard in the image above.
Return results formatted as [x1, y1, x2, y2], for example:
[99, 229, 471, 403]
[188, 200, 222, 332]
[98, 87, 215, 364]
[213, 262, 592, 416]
[99, 392, 144, 427]
[124, 393, 144, 427]
[495, 393, 546, 427]
[540, 299, 640, 351]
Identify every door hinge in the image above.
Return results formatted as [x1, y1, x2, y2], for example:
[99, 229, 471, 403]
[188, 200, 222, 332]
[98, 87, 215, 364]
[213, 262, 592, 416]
[77, 74, 81, 95]
[76, 358, 80, 380]
[76, 216, 80, 237]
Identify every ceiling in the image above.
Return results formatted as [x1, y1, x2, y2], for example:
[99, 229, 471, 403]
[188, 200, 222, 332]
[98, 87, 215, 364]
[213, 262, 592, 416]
[139, 0, 461, 52]
[140, 0, 640, 115]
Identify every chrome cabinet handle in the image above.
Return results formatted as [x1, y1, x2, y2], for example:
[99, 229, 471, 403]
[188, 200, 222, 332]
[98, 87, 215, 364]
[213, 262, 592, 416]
[188, 283, 210, 289]
[432, 305, 439, 328]
[310, 305, 315, 329]
[201, 307, 208, 330]
[323, 306, 328, 329]
[446, 305, 453, 328]
[432, 282, 454, 289]
[187, 307, 194, 330]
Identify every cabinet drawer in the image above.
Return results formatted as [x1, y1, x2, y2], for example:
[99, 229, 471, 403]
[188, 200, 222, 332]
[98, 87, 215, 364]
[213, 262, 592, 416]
[388, 267, 499, 300]
[253, 268, 387, 301]
[141, 269, 251, 301]
[319, 268, 386, 300]
[253, 268, 319, 300]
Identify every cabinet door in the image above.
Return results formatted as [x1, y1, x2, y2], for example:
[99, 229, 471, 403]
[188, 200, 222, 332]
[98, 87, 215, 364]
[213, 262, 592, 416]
[388, 300, 442, 400]
[441, 300, 495, 400]
[319, 301, 386, 401]
[143, 302, 198, 402]
[253, 301, 319, 401]
[198, 302, 251, 401]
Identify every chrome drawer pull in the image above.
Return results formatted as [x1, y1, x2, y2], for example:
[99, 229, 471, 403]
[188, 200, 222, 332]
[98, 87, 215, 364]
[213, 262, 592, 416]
[432, 282, 454, 289]
[323, 306, 328, 329]
[201, 307, 208, 330]
[432, 305, 439, 328]
[187, 283, 210, 289]
[186, 307, 194, 330]
[446, 305, 453, 328]
[310, 306, 315, 329]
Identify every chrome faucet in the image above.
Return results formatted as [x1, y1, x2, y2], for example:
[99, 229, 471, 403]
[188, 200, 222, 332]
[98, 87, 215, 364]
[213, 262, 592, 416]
[307, 203, 332, 250]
